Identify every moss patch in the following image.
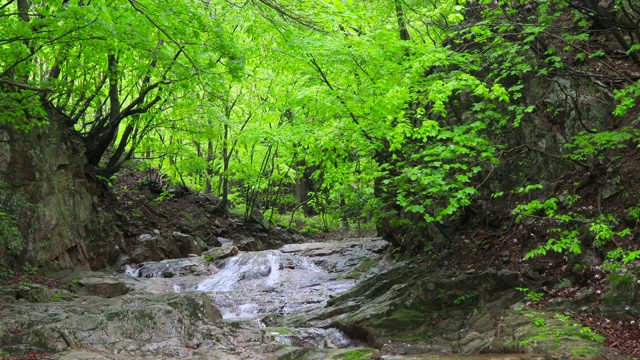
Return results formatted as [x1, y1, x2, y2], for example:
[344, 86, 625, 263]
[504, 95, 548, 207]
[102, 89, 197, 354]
[392, 308, 425, 327]
[571, 345, 601, 357]
[278, 348, 311, 360]
[345, 259, 379, 279]
[264, 327, 293, 335]
[331, 348, 377, 359]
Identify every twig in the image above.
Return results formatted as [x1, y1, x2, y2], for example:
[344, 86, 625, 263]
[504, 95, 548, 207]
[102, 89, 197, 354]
[289, 199, 311, 228]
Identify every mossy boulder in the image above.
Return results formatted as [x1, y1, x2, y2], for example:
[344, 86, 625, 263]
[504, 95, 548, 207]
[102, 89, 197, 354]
[202, 243, 239, 262]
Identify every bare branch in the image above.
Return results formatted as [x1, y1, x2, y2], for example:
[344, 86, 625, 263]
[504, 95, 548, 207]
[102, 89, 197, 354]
[0, 78, 53, 92]
[0, 0, 15, 11]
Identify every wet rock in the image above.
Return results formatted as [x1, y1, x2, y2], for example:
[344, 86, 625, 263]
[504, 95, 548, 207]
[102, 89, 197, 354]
[194, 236, 208, 251]
[265, 327, 353, 349]
[277, 252, 610, 357]
[201, 292, 223, 321]
[202, 243, 238, 262]
[0, 291, 259, 358]
[50, 270, 128, 298]
[130, 233, 181, 262]
[280, 260, 527, 349]
[237, 235, 261, 251]
[49, 350, 114, 360]
[274, 347, 382, 360]
[600, 281, 640, 320]
[0, 115, 123, 271]
[249, 208, 270, 230]
[280, 238, 388, 257]
[200, 193, 223, 214]
[72, 276, 129, 298]
[241, 265, 272, 280]
[214, 237, 233, 247]
[0, 283, 56, 303]
[170, 231, 202, 257]
[133, 257, 210, 279]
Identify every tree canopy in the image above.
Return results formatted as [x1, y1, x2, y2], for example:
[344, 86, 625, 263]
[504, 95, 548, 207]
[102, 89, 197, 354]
[2, 0, 640, 259]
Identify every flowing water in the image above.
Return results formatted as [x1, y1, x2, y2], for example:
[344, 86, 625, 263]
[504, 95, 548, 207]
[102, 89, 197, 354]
[121, 239, 531, 359]
[123, 240, 384, 351]
[195, 250, 339, 318]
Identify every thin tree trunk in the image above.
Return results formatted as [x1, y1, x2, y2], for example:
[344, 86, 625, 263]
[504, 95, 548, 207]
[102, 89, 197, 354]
[205, 140, 214, 194]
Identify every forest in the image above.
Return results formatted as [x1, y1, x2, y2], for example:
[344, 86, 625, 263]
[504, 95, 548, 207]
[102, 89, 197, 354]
[1, 0, 640, 357]
[4, 0, 639, 251]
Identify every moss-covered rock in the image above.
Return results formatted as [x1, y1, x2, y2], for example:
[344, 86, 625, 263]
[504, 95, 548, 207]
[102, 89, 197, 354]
[0, 112, 123, 271]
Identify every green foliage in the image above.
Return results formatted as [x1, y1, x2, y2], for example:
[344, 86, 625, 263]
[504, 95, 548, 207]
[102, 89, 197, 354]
[526, 229, 581, 258]
[96, 175, 115, 188]
[2, 0, 638, 261]
[389, 121, 501, 223]
[516, 287, 545, 302]
[300, 225, 322, 235]
[512, 197, 562, 222]
[453, 291, 479, 305]
[153, 191, 174, 204]
[588, 215, 618, 248]
[614, 80, 640, 117]
[0, 210, 22, 255]
[565, 128, 639, 162]
[0, 265, 14, 284]
[50, 293, 65, 302]
[533, 317, 546, 327]
[601, 247, 639, 288]
[22, 264, 38, 275]
[331, 349, 377, 360]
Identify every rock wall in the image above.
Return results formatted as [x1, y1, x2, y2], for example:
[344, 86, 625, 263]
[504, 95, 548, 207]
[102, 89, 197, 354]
[0, 106, 123, 270]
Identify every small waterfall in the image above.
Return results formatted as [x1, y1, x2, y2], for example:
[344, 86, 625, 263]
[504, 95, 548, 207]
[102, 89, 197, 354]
[194, 250, 329, 319]
[196, 255, 243, 291]
[113, 239, 391, 355]
[124, 258, 205, 279]
[124, 265, 140, 277]
[196, 250, 284, 292]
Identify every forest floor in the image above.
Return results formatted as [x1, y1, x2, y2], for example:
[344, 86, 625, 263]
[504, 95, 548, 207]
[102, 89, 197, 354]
[442, 144, 640, 356]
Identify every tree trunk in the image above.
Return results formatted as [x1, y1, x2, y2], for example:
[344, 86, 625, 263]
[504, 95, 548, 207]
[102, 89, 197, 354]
[205, 140, 214, 194]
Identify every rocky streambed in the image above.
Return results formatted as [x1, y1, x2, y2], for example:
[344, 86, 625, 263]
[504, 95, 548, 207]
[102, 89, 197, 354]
[0, 237, 617, 359]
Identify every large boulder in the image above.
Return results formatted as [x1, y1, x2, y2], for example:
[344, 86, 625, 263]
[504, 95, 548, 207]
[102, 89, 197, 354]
[170, 231, 202, 256]
[129, 232, 204, 263]
[202, 243, 238, 262]
[50, 270, 129, 298]
[0, 291, 269, 358]
[249, 208, 270, 230]
[71, 277, 128, 298]
[278, 257, 608, 356]
[129, 233, 180, 262]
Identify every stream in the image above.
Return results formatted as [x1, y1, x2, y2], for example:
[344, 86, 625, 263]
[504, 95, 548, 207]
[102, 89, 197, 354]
[122, 239, 387, 349]
[0, 237, 608, 359]
[119, 238, 537, 360]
